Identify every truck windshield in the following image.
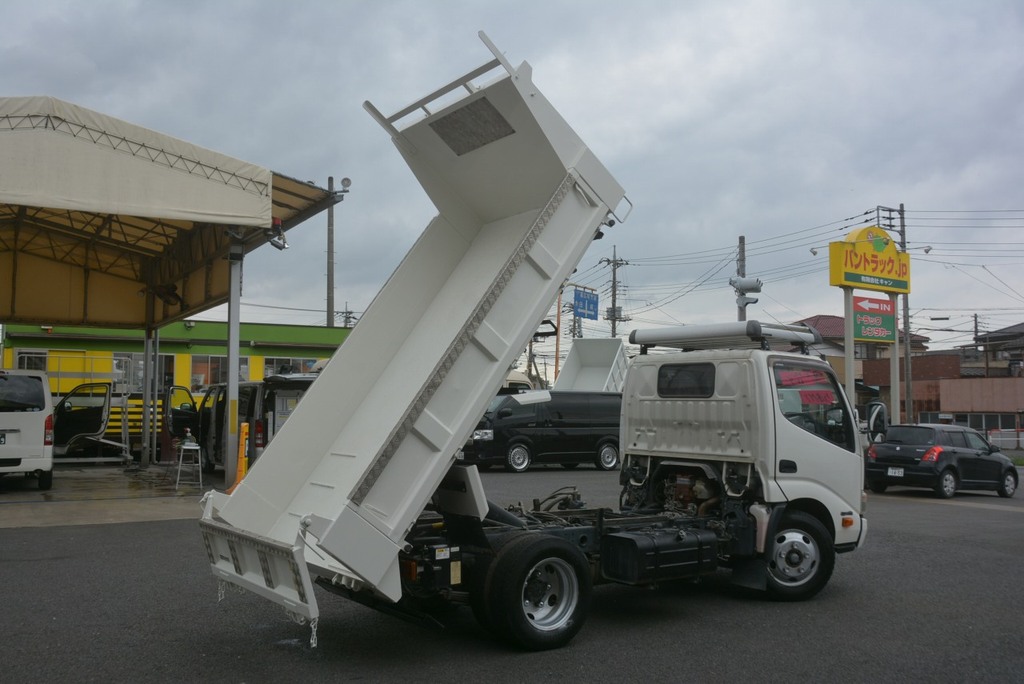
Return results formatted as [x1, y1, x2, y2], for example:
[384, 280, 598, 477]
[771, 360, 856, 452]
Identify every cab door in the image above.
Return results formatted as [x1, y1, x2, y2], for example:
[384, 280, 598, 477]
[52, 383, 112, 456]
[770, 358, 864, 528]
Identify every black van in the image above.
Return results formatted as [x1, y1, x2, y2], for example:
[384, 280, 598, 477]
[163, 374, 317, 472]
[460, 390, 621, 473]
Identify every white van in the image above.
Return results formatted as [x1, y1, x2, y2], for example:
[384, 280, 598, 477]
[0, 369, 112, 490]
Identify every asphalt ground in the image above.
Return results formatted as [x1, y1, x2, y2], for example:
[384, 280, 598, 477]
[2, 460, 1023, 683]
[0, 461, 224, 528]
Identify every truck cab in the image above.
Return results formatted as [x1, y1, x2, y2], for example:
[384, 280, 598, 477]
[621, 321, 866, 595]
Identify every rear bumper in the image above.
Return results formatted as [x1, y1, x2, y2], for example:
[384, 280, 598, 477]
[865, 464, 940, 488]
[0, 448, 53, 474]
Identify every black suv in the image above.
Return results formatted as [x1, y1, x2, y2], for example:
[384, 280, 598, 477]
[865, 423, 1018, 498]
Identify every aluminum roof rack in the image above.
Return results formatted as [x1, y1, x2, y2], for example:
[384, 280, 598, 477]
[629, 320, 822, 354]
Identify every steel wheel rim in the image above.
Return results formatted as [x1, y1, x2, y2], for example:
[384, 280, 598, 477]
[509, 446, 529, 471]
[769, 529, 819, 587]
[519, 557, 578, 631]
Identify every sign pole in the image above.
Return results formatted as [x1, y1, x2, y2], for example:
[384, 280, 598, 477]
[889, 293, 901, 422]
[844, 287, 856, 409]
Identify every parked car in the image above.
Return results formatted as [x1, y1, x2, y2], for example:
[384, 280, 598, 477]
[0, 370, 112, 490]
[865, 423, 1018, 499]
[163, 374, 317, 473]
[459, 390, 621, 472]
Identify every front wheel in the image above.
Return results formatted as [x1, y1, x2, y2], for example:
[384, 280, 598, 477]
[505, 444, 532, 473]
[766, 511, 835, 601]
[594, 442, 619, 471]
[483, 534, 592, 650]
[998, 470, 1018, 498]
[935, 468, 957, 499]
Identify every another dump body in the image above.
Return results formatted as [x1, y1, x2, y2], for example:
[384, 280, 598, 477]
[552, 338, 629, 392]
[199, 34, 625, 621]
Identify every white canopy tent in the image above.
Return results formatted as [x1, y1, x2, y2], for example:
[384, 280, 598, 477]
[0, 96, 342, 472]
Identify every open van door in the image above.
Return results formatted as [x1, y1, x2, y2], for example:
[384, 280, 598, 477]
[52, 383, 112, 457]
[161, 385, 200, 461]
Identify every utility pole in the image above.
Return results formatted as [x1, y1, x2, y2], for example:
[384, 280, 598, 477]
[339, 302, 356, 328]
[879, 204, 912, 422]
[326, 177, 352, 327]
[327, 176, 335, 327]
[730, 235, 761, 322]
[898, 203, 912, 422]
[600, 246, 630, 337]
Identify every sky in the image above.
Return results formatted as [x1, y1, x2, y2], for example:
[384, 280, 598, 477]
[5, 0, 1024, 372]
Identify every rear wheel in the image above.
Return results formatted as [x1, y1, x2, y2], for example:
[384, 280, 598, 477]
[998, 470, 1018, 498]
[37, 470, 53, 491]
[505, 444, 532, 473]
[483, 534, 591, 650]
[935, 469, 957, 499]
[594, 442, 619, 471]
[766, 511, 834, 601]
[868, 481, 888, 494]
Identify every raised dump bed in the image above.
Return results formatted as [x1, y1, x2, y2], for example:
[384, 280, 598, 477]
[199, 33, 626, 622]
[552, 338, 629, 392]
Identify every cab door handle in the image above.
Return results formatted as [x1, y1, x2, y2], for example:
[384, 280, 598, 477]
[779, 460, 797, 473]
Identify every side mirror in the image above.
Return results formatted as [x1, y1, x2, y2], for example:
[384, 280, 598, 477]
[497, 407, 513, 419]
[866, 400, 888, 442]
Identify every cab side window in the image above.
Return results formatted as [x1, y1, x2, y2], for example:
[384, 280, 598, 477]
[772, 360, 856, 452]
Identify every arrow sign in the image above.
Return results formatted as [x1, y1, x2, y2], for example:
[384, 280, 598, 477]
[853, 296, 894, 315]
[853, 295, 896, 343]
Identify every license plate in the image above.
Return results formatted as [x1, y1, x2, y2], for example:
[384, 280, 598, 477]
[887, 467, 904, 477]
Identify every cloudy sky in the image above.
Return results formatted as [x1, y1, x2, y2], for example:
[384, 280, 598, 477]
[6, 0, 1024, 369]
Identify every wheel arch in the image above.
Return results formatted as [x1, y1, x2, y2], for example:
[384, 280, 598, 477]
[774, 498, 836, 542]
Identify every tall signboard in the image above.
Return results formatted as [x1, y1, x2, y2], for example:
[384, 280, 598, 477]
[829, 226, 910, 294]
[827, 226, 912, 421]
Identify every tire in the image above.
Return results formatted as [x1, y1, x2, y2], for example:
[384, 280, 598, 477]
[505, 444, 532, 473]
[469, 531, 532, 634]
[868, 481, 888, 494]
[935, 468, 957, 499]
[766, 511, 834, 601]
[594, 442, 619, 471]
[484, 534, 592, 651]
[37, 470, 53, 491]
[997, 469, 1018, 498]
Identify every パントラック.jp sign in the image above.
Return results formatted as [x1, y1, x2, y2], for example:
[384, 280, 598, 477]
[828, 226, 911, 295]
[853, 295, 896, 343]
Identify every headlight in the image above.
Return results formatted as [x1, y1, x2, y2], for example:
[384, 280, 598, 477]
[472, 429, 493, 441]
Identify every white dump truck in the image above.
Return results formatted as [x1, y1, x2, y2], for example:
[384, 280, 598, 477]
[199, 34, 865, 652]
